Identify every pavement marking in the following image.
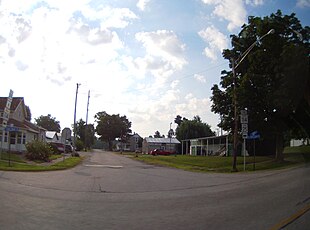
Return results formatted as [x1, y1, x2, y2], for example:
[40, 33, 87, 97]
[84, 164, 123, 168]
[269, 204, 310, 230]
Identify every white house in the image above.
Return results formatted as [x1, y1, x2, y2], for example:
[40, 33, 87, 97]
[0, 96, 46, 153]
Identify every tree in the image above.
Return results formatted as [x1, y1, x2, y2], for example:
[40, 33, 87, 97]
[35, 114, 61, 132]
[25, 105, 31, 121]
[211, 10, 310, 160]
[175, 116, 215, 140]
[174, 115, 188, 126]
[154, 131, 164, 138]
[95, 111, 132, 150]
[75, 119, 95, 150]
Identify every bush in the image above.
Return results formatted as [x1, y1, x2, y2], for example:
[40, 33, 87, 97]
[25, 140, 53, 162]
[75, 139, 84, 151]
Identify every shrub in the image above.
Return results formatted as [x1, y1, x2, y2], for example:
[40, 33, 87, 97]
[25, 140, 53, 162]
[75, 139, 84, 151]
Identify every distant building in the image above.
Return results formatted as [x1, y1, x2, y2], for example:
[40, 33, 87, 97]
[115, 133, 143, 152]
[142, 137, 180, 154]
[0, 96, 46, 153]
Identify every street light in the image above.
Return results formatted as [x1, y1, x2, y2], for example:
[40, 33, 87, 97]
[231, 29, 274, 172]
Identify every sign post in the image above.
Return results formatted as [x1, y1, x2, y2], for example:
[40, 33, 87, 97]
[5, 126, 19, 167]
[240, 110, 248, 171]
[247, 131, 260, 171]
[1, 89, 14, 160]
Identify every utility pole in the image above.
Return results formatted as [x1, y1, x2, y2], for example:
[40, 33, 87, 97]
[85, 90, 90, 151]
[86, 90, 90, 125]
[73, 83, 81, 154]
[232, 58, 238, 172]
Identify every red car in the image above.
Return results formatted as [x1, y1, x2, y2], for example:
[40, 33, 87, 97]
[150, 149, 173, 155]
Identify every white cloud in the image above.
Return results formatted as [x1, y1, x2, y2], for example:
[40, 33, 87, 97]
[137, 0, 151, 11]
[245, 0, 264, 6]
[296, 0, 310, 8]
[202, 0, 247, 31]
[198, 25, 229, 61]
[194, 74, 207, 83]
[135, 30, 187, 82]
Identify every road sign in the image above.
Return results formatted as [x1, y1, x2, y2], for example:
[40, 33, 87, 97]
[2, 89, 13, 126]
[240, 115, 248, 124]
[5, 126, 19, 132]
[241, 123, 248, 138]
[247, 131, 260, 139]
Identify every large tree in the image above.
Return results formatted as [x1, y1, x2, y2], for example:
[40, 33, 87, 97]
[34, 114, 61, 132]
[95, 111, 132, 150]
[211, 10, 310, 160]
[175, 115, 215, 140]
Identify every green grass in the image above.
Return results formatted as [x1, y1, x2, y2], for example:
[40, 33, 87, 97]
[284, 145, 310, 154]
[0, 156, 83, 171]
[0, 152, 26, 163]
[130, 151, 309, 173]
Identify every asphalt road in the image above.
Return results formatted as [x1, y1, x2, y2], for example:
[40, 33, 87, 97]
[0, 150, 309, 230]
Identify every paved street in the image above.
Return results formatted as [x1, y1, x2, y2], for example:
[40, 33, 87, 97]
[0, 150, 309, 230]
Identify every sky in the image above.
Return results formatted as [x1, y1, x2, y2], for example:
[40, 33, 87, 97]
[0, 0, 309, 138]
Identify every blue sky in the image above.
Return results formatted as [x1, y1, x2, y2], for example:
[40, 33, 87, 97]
[0, 0, 309, 137]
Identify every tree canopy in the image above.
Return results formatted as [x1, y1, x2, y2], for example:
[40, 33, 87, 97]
[95, 111, 132, 150]
[34, 114, 61, 132]
[175, 115, 215, 140]
[210, 10, 310, 159]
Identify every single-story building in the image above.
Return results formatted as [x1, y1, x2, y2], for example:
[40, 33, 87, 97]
[181, 135, 230, 156]
[0, 96, 46, 153]
[142, 137, 180, 154]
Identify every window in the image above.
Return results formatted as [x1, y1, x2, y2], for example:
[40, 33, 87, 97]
[22, 134, 26, 144]
[4, 132, 8, 142]
[17, 133, 22, 144]
[10, 132, 16, 144]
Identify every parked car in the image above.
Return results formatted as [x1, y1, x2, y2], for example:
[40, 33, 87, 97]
[149, 149, 173, 155]
[49, 142, 73, 153]
[65, 144, 73, 153]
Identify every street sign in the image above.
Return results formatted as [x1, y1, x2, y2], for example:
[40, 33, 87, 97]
[240, 115, 248, 124]
[5, 126, 19, 132]
[240, 110, 248, 124]
[241, 123, 248, 138]
[2, 89, 13, 126]
[247, 131, 260, 140]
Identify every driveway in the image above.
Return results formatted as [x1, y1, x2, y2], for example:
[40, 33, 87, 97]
[0, 150, 309, 230]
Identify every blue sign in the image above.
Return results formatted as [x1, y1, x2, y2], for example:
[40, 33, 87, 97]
[247, 131, 260, 140]
[5, 126, 19, 132]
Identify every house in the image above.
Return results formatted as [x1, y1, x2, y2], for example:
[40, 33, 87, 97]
[46, 131, 61, 143]
[0, 96, 46, 153]
[115, 133, 143, 152]
[142, 137, 180, 154]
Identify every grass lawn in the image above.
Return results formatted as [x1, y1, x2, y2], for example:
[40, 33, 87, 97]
[0, 152, 83, 171]
[127, 147, 310, 173]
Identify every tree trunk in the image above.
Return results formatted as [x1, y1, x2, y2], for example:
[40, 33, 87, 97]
[275, 133, 284, 161]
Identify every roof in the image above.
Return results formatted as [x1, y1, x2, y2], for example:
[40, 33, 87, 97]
[0, 97, 24, 111]
[46, 131, 59, 139]
[0, 118, 45, 133]
[145, 137, 180, 144]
